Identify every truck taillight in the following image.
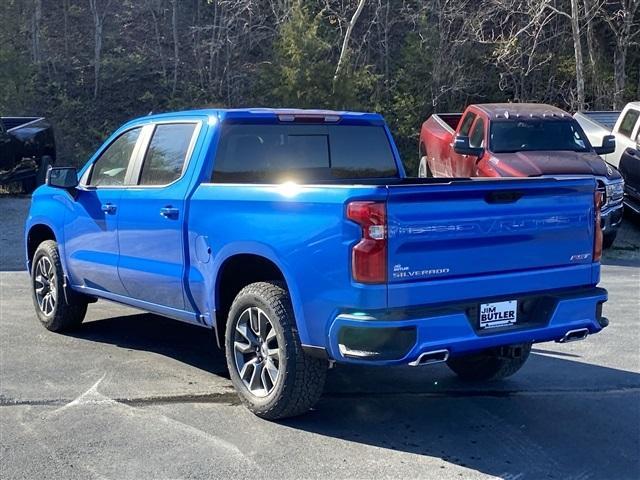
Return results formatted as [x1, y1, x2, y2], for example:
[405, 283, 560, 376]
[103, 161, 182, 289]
[594, 191, 603, 262]
[347, 201, 387, 283]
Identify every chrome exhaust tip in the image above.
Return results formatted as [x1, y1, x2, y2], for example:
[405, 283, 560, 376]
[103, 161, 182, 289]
[408, 349, 450, 366]
[556, 328, 589, 343]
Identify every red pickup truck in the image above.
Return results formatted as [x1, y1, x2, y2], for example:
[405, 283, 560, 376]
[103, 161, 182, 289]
[418, 103, 625, 247]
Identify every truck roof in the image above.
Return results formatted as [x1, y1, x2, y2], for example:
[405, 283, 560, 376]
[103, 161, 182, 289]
[475, 103, 571, 120]
[135, 108, 385, 125]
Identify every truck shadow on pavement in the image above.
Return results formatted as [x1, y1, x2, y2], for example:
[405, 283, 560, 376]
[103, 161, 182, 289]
[72, 312, 640, 479]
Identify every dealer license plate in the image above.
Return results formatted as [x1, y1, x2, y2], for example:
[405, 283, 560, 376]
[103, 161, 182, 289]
[479, 300, 517, 329]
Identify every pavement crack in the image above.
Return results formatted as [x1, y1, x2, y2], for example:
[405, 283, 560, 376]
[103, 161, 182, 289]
[1, 386, 638, 408]
[0, 391, 241, 408]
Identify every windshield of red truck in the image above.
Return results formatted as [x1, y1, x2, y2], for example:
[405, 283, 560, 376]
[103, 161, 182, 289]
[212, 123, 399, 183]
[490, 120, 590, 153]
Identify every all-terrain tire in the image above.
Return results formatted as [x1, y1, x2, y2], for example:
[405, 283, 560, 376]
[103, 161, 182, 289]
[225, 281, 327, 419]
[446, 343, 532, 381]
[31, 240, 87, 332]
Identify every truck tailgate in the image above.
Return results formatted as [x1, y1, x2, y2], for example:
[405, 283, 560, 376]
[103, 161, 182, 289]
[386, 177, 597, 308]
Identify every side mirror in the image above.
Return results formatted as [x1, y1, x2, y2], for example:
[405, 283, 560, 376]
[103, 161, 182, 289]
[453, 135, 484, 158]
[46, 167, 78, 189]
[594, 135, 616, 155]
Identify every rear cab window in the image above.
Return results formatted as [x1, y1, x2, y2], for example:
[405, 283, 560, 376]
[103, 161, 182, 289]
[211, 123, 398, 183]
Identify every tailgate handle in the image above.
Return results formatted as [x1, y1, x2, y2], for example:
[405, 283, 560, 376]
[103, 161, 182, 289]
[485, 191, 523, 204]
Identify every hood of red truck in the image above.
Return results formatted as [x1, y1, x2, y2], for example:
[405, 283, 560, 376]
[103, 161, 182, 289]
[490, 150, 620, 179]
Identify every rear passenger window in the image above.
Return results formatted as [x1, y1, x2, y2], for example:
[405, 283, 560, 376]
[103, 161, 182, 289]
[138, 123, 197, 186]
[212, 124, 398, 183]
[89, 128, 141, 187]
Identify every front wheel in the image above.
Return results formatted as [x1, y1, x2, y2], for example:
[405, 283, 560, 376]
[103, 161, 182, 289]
[31, 240, 88, 332]
[446, 343, 532, 381]
[225, 281, 327, 419]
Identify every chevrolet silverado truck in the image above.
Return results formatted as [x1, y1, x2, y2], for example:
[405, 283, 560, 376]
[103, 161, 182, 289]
[26, 108, 608, 419]
[1, 116, 56, 192]
[419, 103, 624, 248]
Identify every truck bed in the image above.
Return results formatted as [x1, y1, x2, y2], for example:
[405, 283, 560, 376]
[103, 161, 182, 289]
[433, 113, 462, 133]
[574, 111, 621, 131]
[1, 117, 45, 132]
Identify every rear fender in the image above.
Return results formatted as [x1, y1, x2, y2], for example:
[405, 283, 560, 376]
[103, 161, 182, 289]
[209, 242, 309, 344]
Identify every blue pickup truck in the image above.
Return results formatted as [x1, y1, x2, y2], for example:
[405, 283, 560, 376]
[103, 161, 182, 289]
[26, 108, 609, 419]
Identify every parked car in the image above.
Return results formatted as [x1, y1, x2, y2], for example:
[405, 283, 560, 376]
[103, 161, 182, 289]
[26, 108, 608, 419]
[619, 146, 640, 216]
[574, 101, 640, 168]
[418, 103, 624, 248]
[0, 116, 56, 192]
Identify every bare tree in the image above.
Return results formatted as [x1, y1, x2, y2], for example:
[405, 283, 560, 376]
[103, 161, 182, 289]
[88, 0, 112, 99]
[63, 0, 70, 60]
[546, 0, 587, 108]
[570, 0, 586, 109]
[171, 0, 179, 97]
[603, 0, 640, 108]
[31, 0, 42, 64]
[147, 0, 168, 84]
[583, 0, 607, 106]
[470, 0, 560, 102]
[429, 0, 476, 107]
[334, 0, 366, 84]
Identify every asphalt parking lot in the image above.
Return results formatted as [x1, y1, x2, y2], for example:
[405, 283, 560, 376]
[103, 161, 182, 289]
[1, 195, 639, 479]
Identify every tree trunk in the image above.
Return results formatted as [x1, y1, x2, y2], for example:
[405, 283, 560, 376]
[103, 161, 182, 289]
[570, 0, 585, 110]
[172, 0, 179, 97]
[334, 0, 367, 84]
[149, 3, 167, 84]
[582, 0, 600, 106]
[31, 0, 42, 64]
[613, 41, 627, 109]
[63, 0, 69, 60]
[89, 0, 104, 99]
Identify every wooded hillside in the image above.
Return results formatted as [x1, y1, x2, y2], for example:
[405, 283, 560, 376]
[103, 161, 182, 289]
[1, 0, 638, 172]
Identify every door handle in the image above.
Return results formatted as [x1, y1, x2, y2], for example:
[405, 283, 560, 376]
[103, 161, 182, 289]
[160, 206, 179, 219]
[101, 203, 117, 214]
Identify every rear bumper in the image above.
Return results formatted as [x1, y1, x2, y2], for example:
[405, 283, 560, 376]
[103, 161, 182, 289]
[327, 286, 608, 366]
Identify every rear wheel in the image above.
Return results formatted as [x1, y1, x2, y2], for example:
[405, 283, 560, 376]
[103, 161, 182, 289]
[446, 343, 532, 381]
[31, 240, 88, 332]
[225, 281, 327, 419]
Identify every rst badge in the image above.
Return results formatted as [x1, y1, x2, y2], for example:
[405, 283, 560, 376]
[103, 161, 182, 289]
[479, 300, 518, 329]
